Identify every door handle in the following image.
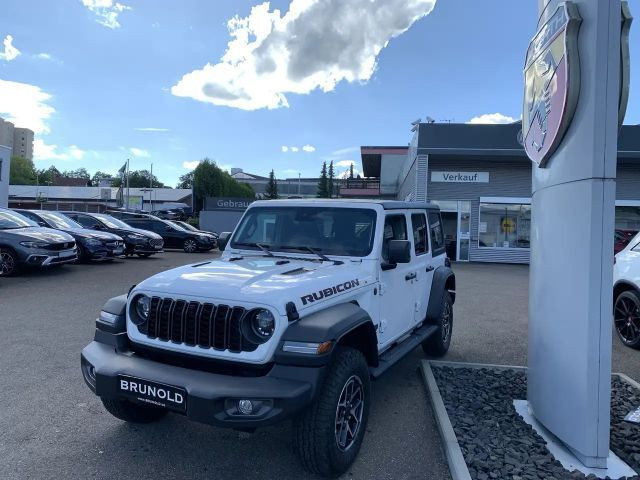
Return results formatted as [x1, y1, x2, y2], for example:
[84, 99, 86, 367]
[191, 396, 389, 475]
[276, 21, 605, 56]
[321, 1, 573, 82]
[425, 265, 434, 272]
[405, 272, 417, 281]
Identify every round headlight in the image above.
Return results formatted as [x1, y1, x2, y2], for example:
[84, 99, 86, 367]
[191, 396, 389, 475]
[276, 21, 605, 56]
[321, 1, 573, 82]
[134, 295, 150, 325]
[251, 309, 275, 339]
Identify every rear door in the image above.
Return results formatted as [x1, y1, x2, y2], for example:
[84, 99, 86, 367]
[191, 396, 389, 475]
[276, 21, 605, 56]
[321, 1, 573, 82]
[409, 211, 434, 325]
[427, 210, 447, 269]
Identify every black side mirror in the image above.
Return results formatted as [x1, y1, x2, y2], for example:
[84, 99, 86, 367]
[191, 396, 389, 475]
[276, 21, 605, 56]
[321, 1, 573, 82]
[218, 232, 232, 251]
[388, 240, 411, 264]
[165, 225, 173, 231]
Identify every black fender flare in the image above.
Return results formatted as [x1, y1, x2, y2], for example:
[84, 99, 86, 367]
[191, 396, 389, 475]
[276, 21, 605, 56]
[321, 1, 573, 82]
[96, 295, 127, 334]
[426, 266, 456, 322]
[276, 303, 378, 367]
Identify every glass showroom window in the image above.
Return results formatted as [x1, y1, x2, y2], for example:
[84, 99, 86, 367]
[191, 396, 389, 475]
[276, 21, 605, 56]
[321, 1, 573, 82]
[615, 206, 640, 232]
[479, 203, 531, 249]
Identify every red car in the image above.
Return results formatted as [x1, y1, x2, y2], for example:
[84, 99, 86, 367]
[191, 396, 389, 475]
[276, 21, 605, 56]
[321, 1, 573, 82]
[615, 229, 638, 254]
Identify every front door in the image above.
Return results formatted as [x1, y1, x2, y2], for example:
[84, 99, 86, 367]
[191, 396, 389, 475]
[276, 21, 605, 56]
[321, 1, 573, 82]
[378, 213, 415, 349]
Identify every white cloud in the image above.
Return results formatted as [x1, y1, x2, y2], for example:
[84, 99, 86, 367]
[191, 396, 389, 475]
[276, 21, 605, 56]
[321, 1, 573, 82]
[182, 160, 200, 169]
[334, 160, 355, 168]
[0, 79, 54, 134]
[36, 53, 51, 60]
[0, 35, 20, 61]
[171, 0, 436, 110]
[290, 146, 299, 152]
[34, 139, 85, 161]
[302, 144, 315, 152]
[281, 145, 289, 152]
[129, 147, 150, 157]
[468, 113, 518, 124]
[80, 0, 131, 29]
[331, 146, 358, 156]
[135, 127, 169, 132]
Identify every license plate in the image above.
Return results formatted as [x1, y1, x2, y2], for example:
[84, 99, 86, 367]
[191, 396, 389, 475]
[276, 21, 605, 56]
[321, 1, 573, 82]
[117, 375, 186, 412]
[113, 248, 124, 255]
[154, 245, 162, 250]
[59, 250, 75, 258]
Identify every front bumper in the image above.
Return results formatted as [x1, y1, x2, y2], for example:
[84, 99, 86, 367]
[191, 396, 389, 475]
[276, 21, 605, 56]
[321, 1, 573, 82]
[81, 340, 324, 428]
[86, 244, 125, 260]
[24, 248, 78, 266]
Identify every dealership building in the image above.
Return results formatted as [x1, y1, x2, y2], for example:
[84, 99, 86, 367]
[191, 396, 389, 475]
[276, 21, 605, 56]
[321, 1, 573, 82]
[356, 122, 640, 264]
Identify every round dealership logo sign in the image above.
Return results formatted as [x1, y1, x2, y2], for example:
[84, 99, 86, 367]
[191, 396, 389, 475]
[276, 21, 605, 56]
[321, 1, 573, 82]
[523, 2, 582, 167]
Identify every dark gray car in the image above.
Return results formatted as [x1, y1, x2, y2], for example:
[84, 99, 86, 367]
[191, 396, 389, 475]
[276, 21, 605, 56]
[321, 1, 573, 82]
[0, 208, 77, 276]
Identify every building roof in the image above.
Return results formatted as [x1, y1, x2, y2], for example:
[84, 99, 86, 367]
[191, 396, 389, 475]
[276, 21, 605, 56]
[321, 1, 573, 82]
[8, 185, 192, 202]
[361, 146, 409, 178]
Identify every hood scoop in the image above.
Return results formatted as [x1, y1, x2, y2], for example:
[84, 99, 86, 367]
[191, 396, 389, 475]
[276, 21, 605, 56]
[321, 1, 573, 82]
[281, 266, 314, 276]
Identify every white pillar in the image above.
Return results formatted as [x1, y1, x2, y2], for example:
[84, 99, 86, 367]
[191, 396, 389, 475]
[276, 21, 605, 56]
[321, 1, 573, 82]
[527, 0, 621, 468]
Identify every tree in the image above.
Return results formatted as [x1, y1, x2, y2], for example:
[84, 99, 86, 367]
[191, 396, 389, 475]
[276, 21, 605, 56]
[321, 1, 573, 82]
[37, 166, 60, 185]
[9, 156, 36, 185]
[92, 171, 114, 186]
[328, 161, 335, 198]
[317, 161, 329, 198]
[176, 171, 194, 189]
[349, 163, 354, 179]
[265, 169, 278, 199]
[192, 158, 254, 211]
[62, 168, 90, 180]
[112, 170, 165, 188]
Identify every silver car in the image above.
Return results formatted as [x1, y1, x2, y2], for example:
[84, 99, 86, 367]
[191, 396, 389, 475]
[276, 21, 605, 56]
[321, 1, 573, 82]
[0, 208, 77, 277]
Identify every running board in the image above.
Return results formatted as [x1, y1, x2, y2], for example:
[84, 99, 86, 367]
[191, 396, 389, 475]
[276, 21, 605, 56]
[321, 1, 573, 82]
[369, 324, 438, 379]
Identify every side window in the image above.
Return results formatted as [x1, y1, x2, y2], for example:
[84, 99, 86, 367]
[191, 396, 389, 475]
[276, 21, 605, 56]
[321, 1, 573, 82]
[381, 214, 408, 262]
[76, 215, 99, 228]
[411, 213, 428, 255]
[428, 212, 445, 255]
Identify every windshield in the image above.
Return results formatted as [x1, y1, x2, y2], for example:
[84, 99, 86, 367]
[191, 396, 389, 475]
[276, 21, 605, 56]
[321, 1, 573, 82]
[231, 207, 377, 257]
[176, 221, 197, 231]
[93, 213, 131, 229]
[38, 212, 83, 229]
[0, 210, 38, 229]
[161, 219, 184, 231]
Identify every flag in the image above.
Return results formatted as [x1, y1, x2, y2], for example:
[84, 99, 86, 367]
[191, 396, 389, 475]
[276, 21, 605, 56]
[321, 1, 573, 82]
[118, 162, 127, 175]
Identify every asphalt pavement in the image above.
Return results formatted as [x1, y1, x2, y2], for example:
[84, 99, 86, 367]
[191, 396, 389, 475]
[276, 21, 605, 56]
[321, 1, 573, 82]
[2, 256, 638, 480]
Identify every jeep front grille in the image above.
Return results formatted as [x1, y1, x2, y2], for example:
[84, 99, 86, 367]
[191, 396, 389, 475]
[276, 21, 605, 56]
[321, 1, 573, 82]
[137, 297, 255, 352]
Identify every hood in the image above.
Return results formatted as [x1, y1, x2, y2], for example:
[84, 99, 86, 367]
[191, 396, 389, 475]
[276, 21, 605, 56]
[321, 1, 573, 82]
[66, 228, 122, 241]
[135, 256, 374, 315]
[1, 227, 75, 243]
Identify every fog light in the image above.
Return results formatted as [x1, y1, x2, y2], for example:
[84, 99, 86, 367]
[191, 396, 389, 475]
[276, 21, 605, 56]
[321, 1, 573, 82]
[237, 399, 254, 415]
[87, 365, 96, 382]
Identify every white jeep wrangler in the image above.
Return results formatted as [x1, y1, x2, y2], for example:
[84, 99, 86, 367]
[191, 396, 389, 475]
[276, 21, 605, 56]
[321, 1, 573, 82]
[81, 199, 455, 477]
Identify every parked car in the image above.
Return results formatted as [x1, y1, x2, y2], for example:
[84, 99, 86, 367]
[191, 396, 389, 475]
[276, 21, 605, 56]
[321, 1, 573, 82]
[171, 220, 218, 247]
[613, 231, 640, 349]
[62, 212, 163, 258]
[108, 211, 215, 253]
[150, 209, 185, 220]
[0, 207, 77, 276]
[615, 229, 638, 254]
[15, 209, 125, 262]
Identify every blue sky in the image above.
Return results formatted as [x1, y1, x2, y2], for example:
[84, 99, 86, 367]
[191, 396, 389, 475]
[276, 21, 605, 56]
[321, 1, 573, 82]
[0, 0, 638, 187]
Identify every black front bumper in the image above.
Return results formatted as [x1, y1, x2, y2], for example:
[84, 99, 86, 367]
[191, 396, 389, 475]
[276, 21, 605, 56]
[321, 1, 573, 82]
[81, 340, 325, 428]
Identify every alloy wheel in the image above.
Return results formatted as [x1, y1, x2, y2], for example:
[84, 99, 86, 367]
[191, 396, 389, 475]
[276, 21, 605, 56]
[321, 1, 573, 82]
[441, 300, 452, 343]
[0, 251, 15, 276]
[335, 375, 364, 452]
[614, 294, 640, 345]
[184, 239, 198, 253]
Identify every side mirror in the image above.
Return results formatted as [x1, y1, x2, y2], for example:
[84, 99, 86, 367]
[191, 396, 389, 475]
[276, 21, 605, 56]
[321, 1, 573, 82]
[165, 225, 173, 231]
[38, 221, 47, 227]
[218, 232, 232, 251]
[388, 240, 411, 264]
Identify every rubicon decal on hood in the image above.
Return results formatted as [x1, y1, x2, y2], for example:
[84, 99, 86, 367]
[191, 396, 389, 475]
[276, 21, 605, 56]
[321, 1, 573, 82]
[300, 279, 360, 305]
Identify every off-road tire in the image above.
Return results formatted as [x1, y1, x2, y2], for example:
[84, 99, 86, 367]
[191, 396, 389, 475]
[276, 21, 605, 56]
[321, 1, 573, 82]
[294, 347, 370, 478]
[101, 398, 167, 423]
[422, 292, 453, 357]
[0, 248, 20, 277]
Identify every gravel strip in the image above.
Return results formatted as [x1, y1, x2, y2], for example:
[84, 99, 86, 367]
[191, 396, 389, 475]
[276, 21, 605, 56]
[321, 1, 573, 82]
[432, 366, 640, 480]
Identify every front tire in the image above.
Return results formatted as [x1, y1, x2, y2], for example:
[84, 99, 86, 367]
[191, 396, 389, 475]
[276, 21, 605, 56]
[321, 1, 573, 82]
[294, 347, 370, 478]
[0, 248, 19, 277]
[614, 290, 640, 349]
[422, 292, 453, 357]
[183, 239, 198, 253]
[101, 398, 167, 423]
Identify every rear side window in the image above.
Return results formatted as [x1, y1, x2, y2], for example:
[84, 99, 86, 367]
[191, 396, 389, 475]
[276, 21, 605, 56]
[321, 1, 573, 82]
[411, 213, 428, 255]
[428, 212, 446, 256]
[382, 214, 408, 262]
[75, 215, 99, 228]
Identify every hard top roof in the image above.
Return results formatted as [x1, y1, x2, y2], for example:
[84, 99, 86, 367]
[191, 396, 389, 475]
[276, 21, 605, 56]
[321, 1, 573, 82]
[249, 198, 440, 210]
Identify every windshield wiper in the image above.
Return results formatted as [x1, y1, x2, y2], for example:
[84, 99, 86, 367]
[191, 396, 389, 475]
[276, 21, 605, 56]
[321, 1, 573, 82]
[279, 245, 339, 264]
[233, 241, 274, 257]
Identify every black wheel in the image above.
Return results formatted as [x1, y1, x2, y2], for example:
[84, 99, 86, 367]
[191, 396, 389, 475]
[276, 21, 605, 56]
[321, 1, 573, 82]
[136, 253, 152, 258]
[614, 290, 640, 349]
[183, 239, 198, 253]
[422, 292, 453, 357]
[294, 347, 370, 478]
[76, 244, 90, 263]
[101, 398, 167, 423]
[0, 248, 19, 277]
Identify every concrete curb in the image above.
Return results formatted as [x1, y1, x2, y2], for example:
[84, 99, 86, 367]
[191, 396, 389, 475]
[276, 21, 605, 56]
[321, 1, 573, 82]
[615, 371, 640, 391]
[420, 360, 472, 480]
[427, 359, 527, 371]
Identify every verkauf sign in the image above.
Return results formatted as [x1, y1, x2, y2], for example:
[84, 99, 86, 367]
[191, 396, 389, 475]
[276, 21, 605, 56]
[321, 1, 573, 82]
[205, 197, 254, 211]
[431, 171, 489, 183]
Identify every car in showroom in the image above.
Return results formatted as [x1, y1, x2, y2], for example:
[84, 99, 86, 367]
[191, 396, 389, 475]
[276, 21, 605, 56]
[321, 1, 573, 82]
[0, 207, 77, 276]
[15, 209, 125, 262]
[62, 212, 163, 258]
[107, 211, 215, 253]
[80, 200, 455, 477]
[170, 220, 218, 248]
[613, 231, 640, 349]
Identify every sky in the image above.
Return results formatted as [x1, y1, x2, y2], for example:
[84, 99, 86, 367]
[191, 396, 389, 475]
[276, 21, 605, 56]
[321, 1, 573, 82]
[0, 0, 639, 187]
